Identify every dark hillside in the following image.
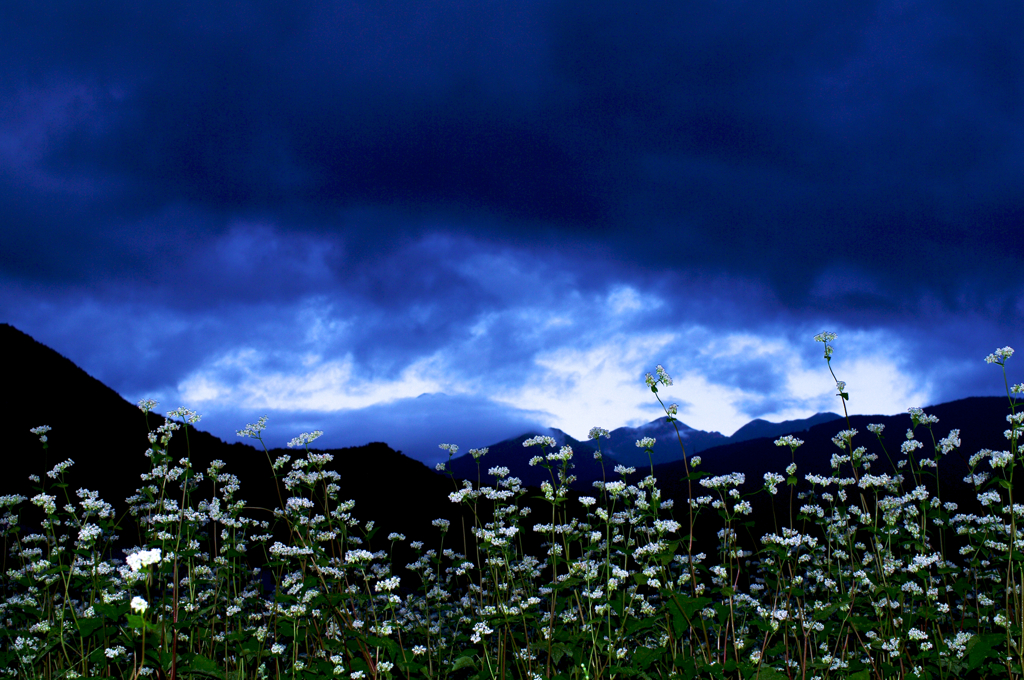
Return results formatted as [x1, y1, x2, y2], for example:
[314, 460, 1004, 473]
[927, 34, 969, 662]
[0, 324, 486, 575]
[650, 396, 1024, 563]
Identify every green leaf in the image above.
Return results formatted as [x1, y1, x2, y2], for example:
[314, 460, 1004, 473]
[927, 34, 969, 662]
[755, 668, 790, 680]
[93, 602, 122, 620]
[967, 633, 1004, 671]
[549, 642, 573, 665]
[632, 646, 664, 669]
[77, 617, 105, 638]
[180, 654, 225, 679]
[451, 654, 478, 672]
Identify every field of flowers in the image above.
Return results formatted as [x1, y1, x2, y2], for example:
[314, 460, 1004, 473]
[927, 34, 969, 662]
[1, 333, 1021, 680]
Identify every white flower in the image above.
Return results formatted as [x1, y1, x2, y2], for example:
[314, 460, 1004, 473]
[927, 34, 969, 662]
[78, 523, 102, 543]
[985, 346, 1014, 364]
[287, 431, 323, 448]
[47, 459, 75, 479]
[375, 576, 401, 592]
[470, 621, 493, 644]
[130, 596, 149, 614]
[127, 548, 162, 572]
[31, 493, 56, 515]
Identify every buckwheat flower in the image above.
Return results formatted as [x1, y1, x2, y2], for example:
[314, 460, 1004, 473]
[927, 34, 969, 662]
[528, 456, 544, 466]
[137, 398, 158, 413]
[546, 445, 573, 462]
[289, 430, 323, 448]
[31, 494, 56, 515]
[907, 407, 939, 425]
[814, 331, 837, 358]
[271, 643, 286, 655]
[690, 456, 701, 467]
[350, 672, 365, 680]
[985, 346, 1014, 365]
[700, 472, 745, 489]
[636, 437, 656, 449]
[307, 452, 334, 466]
[589, 427, 610, 440]
[46, 459, 74, 479]
[387, 532, 405, 542]
[523, 435, 556, 448]
[938, 429, 961, 454]
[167, 406, 202, 425]
[130, 596, 149, 614]
[578, 496, 596, 507]
[989, 450, 1013, 468]
[30, 425, 52, 444]
[470, 447, 488, 459]
[764, 472, 784, 495]
[0, 494, 26, 509]
[786, 463, 797, 476]
[488, 466, 510, 478]
[235, 415, 268, 439]
[413, 645, 426, 656]
[345, 549, 374, 564]
[470, 621, 493, 644]
[127, 548, 162, 572]
[375, 576, 401, 592]
[774, 435, 804, 450]
[654, 519, 680, 533]
[432, 519, 450, 531]
[901, 439, 924, 455]
[978, 490, 1001, 506]
[105, 645, 127, 659]
[613, 464, 636, 476]
[78, 523, 102, 544]
[832, 429, 858, 449]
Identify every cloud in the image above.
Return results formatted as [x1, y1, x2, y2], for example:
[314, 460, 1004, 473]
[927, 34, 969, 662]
[2, 1, 1023, 466]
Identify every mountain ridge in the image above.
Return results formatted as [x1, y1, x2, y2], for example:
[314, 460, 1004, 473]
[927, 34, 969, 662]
[5, 321, 1023, 563]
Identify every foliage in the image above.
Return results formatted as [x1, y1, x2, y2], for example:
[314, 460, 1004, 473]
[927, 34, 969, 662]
[0, 335, 1022, 679]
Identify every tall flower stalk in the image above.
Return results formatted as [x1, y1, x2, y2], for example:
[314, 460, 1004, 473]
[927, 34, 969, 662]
[0, 336, 1021, 679]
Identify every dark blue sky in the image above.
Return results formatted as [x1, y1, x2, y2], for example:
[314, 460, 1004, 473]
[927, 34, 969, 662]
[3, 1, 1022, 466]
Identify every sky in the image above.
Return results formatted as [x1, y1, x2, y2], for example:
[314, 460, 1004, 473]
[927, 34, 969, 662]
[3, 1, 1023, 467]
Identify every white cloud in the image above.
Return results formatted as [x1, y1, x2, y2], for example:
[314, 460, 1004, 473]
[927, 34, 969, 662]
[176, 346, 462, 412]
[491, 332, 678, 440]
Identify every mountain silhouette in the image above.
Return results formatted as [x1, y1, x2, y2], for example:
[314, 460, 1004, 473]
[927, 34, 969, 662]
[5, 322, 1023, 575]
[0, 323, 474, 574]
[443, 412, 844, 486]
